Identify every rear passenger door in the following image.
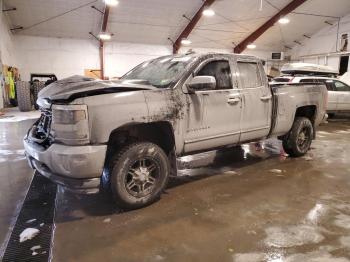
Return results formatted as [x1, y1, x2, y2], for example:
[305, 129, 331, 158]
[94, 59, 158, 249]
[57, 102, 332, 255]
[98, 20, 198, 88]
[235, 59, 272, 141]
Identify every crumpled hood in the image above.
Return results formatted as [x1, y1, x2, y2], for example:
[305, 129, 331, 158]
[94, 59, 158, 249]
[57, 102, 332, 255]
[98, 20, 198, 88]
[38, 75, 155, 102]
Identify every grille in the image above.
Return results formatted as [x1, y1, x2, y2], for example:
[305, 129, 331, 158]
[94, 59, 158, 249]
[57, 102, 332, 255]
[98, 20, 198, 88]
[28, 109, 52, 146]
[1, 173, 57, 262]
[36, 109, 52, 140]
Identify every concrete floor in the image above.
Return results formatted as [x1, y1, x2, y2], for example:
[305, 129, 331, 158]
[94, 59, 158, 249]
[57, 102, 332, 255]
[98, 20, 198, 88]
[1, 110, 350, 261]
[0, 119, 36, 255]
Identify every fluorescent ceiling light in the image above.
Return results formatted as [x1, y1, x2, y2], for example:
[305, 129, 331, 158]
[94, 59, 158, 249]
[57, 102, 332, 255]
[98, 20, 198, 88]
[99, 32, 112, 40]
[181, 39, 192, 45]
[247, 44, 256, 49]
[104, 0, 119, 6]
[278, 17, 290, 24]
[203, 9, 215, 17]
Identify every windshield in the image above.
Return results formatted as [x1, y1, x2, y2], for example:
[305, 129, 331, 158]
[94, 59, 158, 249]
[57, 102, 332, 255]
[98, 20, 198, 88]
[121, 56, 195, 88]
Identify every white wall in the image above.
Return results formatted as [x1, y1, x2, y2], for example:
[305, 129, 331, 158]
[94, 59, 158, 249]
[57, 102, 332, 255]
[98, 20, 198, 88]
[0, 0, 19, 109]
[241, 49, 272, 61]
[15, 38, 172, 80]
[104, 42, 172, 78]
[0, 1, 18, 66]
[290, 13, 350, 71]
[14, 36, 100, 81]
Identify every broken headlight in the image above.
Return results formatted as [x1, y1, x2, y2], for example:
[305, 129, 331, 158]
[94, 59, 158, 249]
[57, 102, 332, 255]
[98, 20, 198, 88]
[51, 104, 90, 145]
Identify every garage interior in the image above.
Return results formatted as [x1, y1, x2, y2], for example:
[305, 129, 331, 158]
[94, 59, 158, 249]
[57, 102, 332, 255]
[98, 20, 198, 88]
[1, 0, 350, 261]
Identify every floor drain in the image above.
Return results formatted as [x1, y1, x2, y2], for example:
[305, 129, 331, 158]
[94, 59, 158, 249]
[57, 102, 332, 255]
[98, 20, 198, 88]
[2, 172, 57, 262]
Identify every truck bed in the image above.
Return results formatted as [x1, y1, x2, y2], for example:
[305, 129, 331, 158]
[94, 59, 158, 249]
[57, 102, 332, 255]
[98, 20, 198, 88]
[269, 82, 327, 138]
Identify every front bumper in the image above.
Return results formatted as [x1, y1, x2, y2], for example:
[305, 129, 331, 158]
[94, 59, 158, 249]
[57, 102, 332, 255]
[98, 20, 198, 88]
[24, 138, 107, 194]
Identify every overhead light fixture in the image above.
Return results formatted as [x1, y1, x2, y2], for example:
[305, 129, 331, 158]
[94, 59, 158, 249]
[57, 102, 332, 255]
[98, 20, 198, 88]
[99, 32, 112, 40]
[181, 39, 192, 45]
[278, 17, 290, 24]
[104, 0, 119, 6]
[247, 44, 256, 49]
[203, 8, 215, 17]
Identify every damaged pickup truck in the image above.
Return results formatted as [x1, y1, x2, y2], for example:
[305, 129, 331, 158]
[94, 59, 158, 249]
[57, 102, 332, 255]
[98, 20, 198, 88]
[24, 53, 328, 209]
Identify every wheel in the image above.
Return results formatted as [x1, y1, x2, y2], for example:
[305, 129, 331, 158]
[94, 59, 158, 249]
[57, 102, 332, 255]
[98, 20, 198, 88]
[282, 117, 314, 157]
[33, 81, 45, 110]
[16, 81, 32, 112]
[110, 142, 170, 209]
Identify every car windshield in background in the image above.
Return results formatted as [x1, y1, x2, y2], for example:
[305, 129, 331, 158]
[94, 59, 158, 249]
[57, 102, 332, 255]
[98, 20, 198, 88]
[121, 56, 195, 88]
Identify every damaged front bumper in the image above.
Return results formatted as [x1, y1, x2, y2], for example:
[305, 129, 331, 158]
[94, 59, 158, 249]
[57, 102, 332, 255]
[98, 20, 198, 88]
[24, 138, 107, 194]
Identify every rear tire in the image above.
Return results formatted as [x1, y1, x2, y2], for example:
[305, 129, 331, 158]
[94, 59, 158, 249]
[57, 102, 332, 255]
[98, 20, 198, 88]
[16, 81, 32, 112]
[110, 142, 170, 209]
[282, 117, 313, 157]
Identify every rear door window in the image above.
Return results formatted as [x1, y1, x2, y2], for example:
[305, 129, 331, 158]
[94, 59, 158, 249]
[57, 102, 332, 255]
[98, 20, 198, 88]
[237, 62, 262, 88]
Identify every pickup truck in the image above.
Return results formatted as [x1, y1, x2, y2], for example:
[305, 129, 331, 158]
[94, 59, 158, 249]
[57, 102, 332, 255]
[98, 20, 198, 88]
[24, 53, 328, 209]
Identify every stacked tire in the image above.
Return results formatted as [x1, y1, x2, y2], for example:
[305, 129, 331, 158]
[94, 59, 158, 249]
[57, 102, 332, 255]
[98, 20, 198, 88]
[16, 81, 45, 112]
[33, 81, 45, 110]
[16, 81, 32, 112]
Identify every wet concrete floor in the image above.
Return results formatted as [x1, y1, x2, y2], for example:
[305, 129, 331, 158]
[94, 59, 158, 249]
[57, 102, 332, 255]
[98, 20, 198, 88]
[51, 118, 350, 262]
[0, 119, 36, 255]
[2, 115, 350, 261]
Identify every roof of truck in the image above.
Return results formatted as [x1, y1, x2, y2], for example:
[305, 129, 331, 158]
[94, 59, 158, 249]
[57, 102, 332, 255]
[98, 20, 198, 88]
[160, 52, 262, 63]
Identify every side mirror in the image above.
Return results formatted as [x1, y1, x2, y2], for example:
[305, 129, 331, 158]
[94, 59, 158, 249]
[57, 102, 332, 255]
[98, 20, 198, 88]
[187, 76, 216, 93]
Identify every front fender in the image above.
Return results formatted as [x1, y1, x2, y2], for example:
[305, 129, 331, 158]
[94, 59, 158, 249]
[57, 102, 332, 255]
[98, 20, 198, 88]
[80, 91, 149, 143]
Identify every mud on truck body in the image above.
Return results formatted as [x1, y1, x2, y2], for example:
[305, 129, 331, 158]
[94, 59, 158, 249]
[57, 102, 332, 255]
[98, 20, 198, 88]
[24, 53, 328, 209]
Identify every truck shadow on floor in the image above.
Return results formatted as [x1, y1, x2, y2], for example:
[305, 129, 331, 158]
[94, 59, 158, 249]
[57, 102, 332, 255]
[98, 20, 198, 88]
[54, 139, 284, 222]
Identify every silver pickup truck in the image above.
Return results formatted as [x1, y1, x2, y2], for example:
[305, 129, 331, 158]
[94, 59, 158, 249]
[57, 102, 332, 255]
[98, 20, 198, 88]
[24, 53, 327, 209]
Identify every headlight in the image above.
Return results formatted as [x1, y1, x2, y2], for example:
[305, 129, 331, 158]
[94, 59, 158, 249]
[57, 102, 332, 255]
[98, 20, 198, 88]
[52, 109, 86, 124]
[51, 104, 90, 145]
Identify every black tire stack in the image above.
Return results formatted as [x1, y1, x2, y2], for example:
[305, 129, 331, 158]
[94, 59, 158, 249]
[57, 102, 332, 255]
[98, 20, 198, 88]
[16, 81, 45, 112]
[33, 81, 45, 110]
[16, 81, 32, 112]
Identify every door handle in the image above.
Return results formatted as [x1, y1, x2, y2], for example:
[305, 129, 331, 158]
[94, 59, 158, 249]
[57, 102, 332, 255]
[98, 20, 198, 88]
[227, 97, 241, 105]
[260, 95, 272, 101]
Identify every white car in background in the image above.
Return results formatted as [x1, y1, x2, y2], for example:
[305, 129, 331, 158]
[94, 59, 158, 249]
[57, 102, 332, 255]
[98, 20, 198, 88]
[273, 63, 350, 116]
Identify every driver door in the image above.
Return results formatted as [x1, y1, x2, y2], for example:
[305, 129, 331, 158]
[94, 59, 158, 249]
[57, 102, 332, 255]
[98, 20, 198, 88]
[183, 58, 242, 153]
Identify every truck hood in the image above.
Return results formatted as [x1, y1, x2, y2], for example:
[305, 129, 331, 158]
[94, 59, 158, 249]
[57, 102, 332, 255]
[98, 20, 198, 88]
[37, 75, 156, 105]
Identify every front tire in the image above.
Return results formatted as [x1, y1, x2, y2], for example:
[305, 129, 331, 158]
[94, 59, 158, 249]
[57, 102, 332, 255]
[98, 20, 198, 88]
[282, 117, 314, 157]
[110, 142, 170, 209]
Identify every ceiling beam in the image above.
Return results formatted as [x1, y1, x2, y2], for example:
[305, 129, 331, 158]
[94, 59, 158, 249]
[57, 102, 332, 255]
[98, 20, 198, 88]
[173, 0, 216, 54]
[101, 5, 110, 32]
[233, 0, 308, 53]
[99, 5, 110, 80]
